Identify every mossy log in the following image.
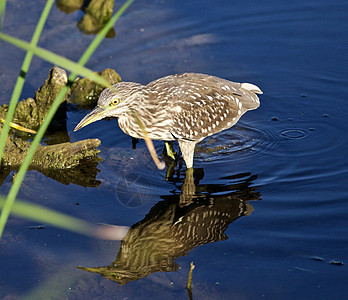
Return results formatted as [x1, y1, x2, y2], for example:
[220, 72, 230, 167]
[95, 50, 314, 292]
[0, 66, 119, 186]
[56, 0, 84, 14]
[69, 68, 121, 107]
[57, 0, 116, 36]
[77, 0, 115, 35]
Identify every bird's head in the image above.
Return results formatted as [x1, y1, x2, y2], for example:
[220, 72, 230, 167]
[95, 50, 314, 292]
[74, 82, 144, 131]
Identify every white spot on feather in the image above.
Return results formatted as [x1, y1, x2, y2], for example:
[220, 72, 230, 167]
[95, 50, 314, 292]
[174, 106, 182, 113]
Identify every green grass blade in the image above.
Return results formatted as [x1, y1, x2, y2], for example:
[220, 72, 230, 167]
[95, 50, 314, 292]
[0, 196, 128, 239]
[0, 85, 69, 239]
[0, 0, 6, 32]
[0, 0, 55, 237]
[0, 0, 55, 163]
[0, 33, 111, 87]
[0, 0, 6, 15]
[0, 0, 134, 239]
[0, 196, 91, 235]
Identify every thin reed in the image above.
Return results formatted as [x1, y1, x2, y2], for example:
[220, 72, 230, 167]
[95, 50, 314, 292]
[0, 0, 134, 239]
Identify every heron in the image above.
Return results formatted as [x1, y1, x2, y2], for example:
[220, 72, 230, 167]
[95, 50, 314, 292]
[74, 73, 262, 168]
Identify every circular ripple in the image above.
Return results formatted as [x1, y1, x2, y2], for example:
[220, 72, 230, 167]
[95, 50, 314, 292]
[279, 128, 309, 139]
[196, 116, 347, 162]
[196, 121, 281, 163]
[269, 117, 347, 158]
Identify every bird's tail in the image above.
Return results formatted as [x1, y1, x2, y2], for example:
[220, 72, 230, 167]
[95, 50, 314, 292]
[241, 83, 263, 94]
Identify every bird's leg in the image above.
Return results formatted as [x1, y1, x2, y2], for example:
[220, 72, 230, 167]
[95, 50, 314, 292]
[165, 141, 177, 160]
[132, 138, 139, 149]
[179, 168, 195, 206]
[178, 140, 196, 169]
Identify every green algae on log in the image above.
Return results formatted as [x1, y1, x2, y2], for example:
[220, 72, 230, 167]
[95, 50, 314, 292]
[77, 0, 115, 36]
[31, 139, 101, 169]
[69, 68, 121, 107]
[11, 66, 68, 131]
[57, 0, 116, 36]
[0, 66, 120, 186]
[1, 132, 101, 169]
[56, 0, 84, 14]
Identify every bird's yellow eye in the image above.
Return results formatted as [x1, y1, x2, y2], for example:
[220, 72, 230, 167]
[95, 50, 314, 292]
[111, 98, 120, 106]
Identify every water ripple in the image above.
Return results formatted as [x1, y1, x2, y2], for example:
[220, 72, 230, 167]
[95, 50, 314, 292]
[197, 115, 347, 163]
[278, 128, 309, 140]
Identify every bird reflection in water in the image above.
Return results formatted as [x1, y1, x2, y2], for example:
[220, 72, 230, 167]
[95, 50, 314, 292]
[78, 170, 261, 285]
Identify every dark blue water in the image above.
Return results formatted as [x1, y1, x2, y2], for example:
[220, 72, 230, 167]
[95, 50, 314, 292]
[1, 0, 348, 299]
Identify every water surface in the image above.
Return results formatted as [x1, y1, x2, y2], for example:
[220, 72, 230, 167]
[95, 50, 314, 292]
[1, 0, 347, 299]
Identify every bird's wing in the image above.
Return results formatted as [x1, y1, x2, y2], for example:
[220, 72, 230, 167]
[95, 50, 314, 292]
[147, 73, 260, 141]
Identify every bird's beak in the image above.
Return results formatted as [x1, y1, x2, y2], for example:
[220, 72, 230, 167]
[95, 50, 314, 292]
[74, 105, 110, 131]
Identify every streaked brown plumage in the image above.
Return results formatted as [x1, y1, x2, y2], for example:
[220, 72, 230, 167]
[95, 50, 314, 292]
[74, 73, 262, 168]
